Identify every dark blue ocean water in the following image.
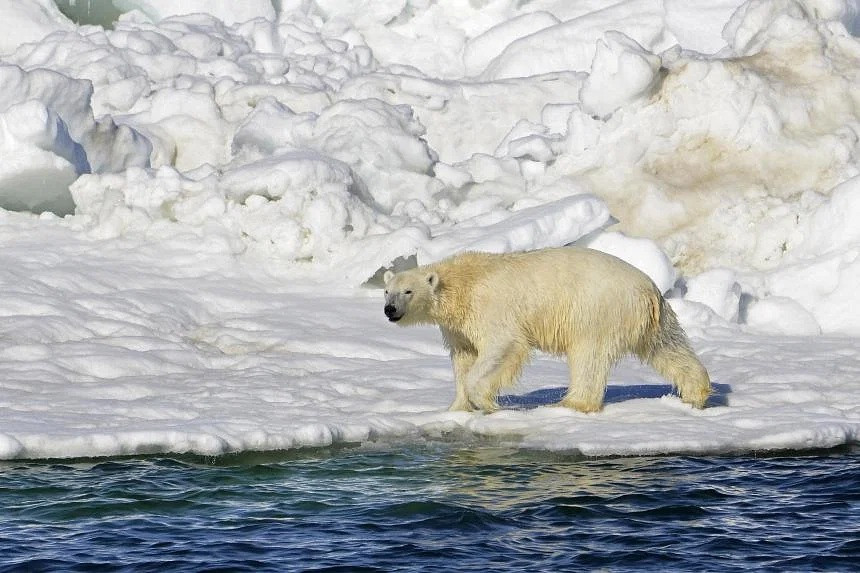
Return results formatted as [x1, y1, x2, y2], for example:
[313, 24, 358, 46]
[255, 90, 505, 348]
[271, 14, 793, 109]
[1, 443, 858, 572]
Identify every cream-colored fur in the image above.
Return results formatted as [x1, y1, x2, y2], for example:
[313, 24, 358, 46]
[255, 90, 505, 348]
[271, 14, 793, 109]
[383, 247, 711, 413]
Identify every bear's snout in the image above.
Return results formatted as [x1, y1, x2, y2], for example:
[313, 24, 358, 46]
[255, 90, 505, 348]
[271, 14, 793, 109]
[384, 304, 401, 322]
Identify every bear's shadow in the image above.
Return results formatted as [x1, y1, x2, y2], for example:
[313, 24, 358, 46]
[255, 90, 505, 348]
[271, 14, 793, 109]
[498, 383, 731, 409]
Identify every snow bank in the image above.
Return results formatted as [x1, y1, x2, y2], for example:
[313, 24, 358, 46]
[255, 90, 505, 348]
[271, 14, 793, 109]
[1, 0, 860, 459]
[548, 2, 860, 270]
[0, 214, 856, 461]
[579, 231, 677, 294]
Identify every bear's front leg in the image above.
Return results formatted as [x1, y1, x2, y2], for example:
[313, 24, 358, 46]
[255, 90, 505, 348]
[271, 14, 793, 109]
[448, 348, 477, 411]
[465, 341, 528, 413]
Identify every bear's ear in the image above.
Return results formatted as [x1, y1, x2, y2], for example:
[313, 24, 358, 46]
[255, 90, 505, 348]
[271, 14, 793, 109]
[383, 270, 395, 285]
[426, 271, 439, 291]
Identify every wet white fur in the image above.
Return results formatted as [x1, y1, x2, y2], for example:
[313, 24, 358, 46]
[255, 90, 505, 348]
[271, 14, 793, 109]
[383, 247, 711, 413]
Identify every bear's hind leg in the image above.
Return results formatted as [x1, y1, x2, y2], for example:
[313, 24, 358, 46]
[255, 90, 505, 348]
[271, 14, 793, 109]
[561, 345, 612, 413]
[647, 345, 711, 408]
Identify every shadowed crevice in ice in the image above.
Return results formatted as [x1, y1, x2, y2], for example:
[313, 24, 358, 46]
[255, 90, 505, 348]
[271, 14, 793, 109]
[499, 383, 731, 409]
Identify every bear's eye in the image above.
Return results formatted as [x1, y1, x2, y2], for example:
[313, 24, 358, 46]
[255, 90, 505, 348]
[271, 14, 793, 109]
[404, 290, 412, 295]
[384, 290, 388, 295]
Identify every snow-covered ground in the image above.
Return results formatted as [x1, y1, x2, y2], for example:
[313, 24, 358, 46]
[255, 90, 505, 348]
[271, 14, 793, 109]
[0, 0, 858, 459]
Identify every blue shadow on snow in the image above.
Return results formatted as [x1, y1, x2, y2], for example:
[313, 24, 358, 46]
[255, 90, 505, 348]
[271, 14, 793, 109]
[498, 383, 731, 410]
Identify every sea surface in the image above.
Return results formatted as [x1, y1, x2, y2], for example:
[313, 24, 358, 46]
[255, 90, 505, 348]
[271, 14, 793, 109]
[1, 442, 858, 572]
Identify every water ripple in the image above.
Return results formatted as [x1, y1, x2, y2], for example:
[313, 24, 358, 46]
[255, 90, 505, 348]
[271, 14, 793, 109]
[1, 445, 858, 572]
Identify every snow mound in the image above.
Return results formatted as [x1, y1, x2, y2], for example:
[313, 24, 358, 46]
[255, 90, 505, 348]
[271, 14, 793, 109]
[579, 31, 662, 120]
[580, 231, 677, 294]
[0, 64, 150, 214]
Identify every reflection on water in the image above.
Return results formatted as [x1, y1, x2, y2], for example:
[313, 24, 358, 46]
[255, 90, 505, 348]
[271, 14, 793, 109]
[1, 443, 857, 571]
[441, 447, 673, 511]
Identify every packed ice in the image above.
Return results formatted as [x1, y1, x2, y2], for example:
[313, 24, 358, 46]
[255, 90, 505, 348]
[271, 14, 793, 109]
[0, 0, 857, 459]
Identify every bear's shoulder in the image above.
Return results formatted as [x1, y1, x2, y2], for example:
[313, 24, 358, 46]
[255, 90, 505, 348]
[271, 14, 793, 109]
[431, 251, 506, 283]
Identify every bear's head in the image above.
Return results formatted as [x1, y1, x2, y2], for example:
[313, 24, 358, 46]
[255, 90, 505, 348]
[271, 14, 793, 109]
[383, 267, 439, 325]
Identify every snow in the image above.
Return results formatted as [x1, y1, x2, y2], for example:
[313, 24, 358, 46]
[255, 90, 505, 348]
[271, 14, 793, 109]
[479, 0, 674, 81]
[0, 0, 858, 459]
[0, 0, 73, 57]
[0, 64, 150, 215]
[578, 31, 663, 120]
[579, 231, 677, 295]
[463, 12, 560, 78]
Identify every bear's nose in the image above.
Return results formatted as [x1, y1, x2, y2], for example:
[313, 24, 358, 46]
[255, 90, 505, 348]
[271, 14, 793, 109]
[384, 304, 397, 317]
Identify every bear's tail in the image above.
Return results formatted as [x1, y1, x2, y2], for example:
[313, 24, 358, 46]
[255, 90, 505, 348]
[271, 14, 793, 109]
[640, 293, 712, 409]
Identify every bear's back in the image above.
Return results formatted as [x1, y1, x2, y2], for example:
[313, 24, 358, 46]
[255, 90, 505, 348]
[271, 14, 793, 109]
[441, 247, 654, 292]
[434, 247, 659, 332]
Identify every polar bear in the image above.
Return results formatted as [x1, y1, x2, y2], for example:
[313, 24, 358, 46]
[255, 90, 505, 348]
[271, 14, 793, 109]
[383, 247, 711, 413]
